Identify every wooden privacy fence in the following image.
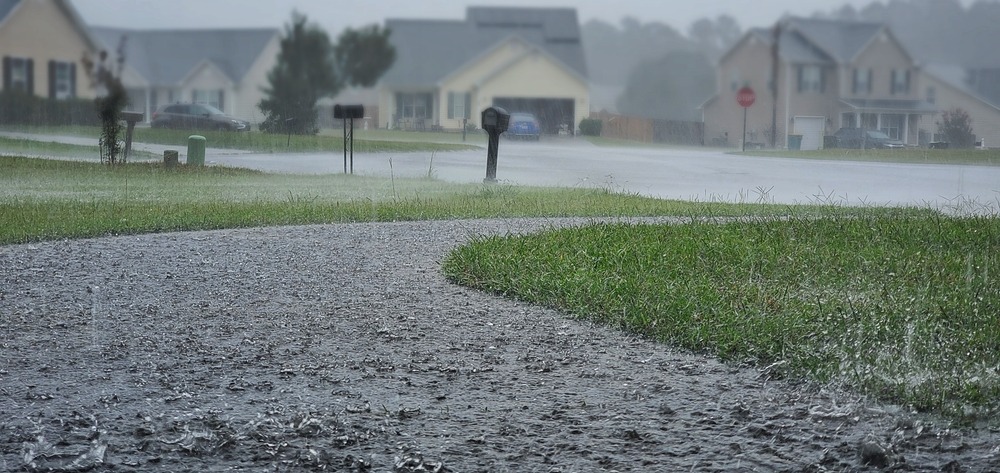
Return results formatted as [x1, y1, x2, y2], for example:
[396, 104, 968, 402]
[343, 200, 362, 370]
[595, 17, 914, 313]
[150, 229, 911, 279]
[592, 112, 704, 146]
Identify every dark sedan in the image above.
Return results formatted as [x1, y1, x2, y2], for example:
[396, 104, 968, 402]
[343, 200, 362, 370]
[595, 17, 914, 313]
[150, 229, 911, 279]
[151, 103, 250, 132]
[832, 127, 905, 149]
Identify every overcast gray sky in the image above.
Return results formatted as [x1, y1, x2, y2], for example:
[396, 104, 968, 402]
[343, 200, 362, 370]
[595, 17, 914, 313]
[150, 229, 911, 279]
[73, 0, 980, 36]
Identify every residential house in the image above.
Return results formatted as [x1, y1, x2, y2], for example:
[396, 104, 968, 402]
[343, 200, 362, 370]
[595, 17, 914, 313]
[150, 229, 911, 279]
[702, 17, 937, 150]
[921, 64, 1000, 147]
[378, 6, 589, 134]
[90, 27, 280, 124]
[0, 0, 100, 99]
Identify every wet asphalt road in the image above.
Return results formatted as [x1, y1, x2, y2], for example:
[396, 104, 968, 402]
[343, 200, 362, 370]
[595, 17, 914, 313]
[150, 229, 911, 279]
[4, 131, 999, 212]
[208, 137, 1000, 213]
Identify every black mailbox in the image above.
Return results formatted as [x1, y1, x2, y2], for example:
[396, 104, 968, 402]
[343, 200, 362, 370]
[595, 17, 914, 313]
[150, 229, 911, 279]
[481, 106, 509, 134]
[333, 104, 365, 120]
[481, 106, 509, 183]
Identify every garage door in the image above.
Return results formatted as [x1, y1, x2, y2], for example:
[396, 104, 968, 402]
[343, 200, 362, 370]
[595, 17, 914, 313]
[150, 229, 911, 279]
[492, 97, 574, 135]
[793, 116, 826, 150]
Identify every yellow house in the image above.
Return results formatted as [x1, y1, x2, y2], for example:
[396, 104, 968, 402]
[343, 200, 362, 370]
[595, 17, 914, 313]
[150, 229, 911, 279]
[378, 7, 589, 135]
[0, 0, 99, 99]
[90, 27, 280, 124]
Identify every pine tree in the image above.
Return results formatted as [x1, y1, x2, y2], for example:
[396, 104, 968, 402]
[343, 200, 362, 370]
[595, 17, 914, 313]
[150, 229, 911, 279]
[258, 13, 395, 135]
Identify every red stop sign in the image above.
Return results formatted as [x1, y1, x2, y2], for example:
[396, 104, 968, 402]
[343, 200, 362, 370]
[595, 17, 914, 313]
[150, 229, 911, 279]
[736, 86, 756, 108]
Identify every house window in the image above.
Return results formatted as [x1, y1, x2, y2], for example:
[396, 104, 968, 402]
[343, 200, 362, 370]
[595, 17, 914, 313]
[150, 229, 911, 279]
[49, 61, 75, 99]
[193, 89, 223, 110]
[853, 68, 872, 94]
[3, 56, 33, 93]
[881, 114, 904, 139]
[841, 113, 857, 128]
[891, 69, 911, 95]
[926, 86, 936, 104]
[447, 92, 470, 120]
[798, 65, 823, 93]
[397, 93, 431, 119]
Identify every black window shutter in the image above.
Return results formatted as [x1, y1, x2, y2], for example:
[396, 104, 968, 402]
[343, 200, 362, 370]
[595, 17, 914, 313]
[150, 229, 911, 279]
[70, 63, 76, 98]
[905, 70, 911, 93]
[2, 56, 10, 90]
[796, 66, 803, 93]
[26, 59, 34, 95]
[867, 69, 873, 94]
[464, 93, 471, 119]
[218, 89, 224, 111]
[48, 60, 56, 99]
[447, 92, 454, 119]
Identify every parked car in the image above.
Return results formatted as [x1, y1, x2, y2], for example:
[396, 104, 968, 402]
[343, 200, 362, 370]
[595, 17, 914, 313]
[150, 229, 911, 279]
[151, 103, 250, 132]
[504, 112, 541, 140]
[832, 127, 905, 149]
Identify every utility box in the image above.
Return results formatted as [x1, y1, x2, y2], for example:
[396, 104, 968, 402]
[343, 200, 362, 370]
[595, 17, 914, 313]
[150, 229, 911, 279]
[481, 106, 510, 134]
[187, 135, 206, 166]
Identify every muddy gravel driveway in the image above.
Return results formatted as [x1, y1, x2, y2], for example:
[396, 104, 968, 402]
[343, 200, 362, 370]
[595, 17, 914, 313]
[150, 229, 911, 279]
[1, 219, 998, 472]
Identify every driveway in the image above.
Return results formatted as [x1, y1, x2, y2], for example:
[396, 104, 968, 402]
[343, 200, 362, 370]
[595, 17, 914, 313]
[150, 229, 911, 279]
[4, 131, 999, 212]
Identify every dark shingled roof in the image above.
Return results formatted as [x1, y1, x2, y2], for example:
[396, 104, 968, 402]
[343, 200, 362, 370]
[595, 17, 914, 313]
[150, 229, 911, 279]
[381, 6, 587, 89]
[0, 0, 19, 24]
[744, 17, 887, 65]
[90, 27, 277, 86]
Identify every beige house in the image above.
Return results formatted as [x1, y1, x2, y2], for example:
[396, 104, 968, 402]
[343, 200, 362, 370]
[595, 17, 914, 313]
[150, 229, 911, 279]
[702, 17, 937, 150]
[378, 7, 589, 134]
[90, 27, 280, 124]
[0, 0, 100, 99]
[921, 64, 1000, 148]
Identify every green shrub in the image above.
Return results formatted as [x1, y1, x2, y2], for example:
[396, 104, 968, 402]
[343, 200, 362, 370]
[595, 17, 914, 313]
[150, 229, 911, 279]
[578, 118, 603, 136]
[0, 90, 100, 127]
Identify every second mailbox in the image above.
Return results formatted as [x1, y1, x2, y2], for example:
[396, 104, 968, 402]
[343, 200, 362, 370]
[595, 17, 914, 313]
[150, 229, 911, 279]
[481, 106, 510, 134]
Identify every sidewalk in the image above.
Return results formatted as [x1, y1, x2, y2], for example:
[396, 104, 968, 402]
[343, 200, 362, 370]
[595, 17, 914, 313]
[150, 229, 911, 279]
[0, 131, 250, 163]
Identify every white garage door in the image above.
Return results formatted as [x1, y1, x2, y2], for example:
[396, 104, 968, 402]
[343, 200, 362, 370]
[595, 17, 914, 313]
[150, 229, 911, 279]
[793, 116, 825, 150]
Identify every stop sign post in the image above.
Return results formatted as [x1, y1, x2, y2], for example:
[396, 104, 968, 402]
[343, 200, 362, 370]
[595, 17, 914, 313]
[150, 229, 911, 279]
[737, 86, 756, 151]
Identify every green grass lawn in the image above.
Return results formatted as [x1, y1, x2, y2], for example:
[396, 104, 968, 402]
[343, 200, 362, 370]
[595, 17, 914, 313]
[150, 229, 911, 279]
[0, 136, 160, 161]
[0, 155, 796, 244]
[444, 212, 1000, 421]
[0, 125, 478, 154]
[4, 154, 996, 422]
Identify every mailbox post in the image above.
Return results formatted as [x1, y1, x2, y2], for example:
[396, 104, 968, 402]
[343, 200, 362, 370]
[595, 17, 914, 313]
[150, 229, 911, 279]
[334, 104, 365, 174]
[480, 106, 509, 183]
[121, 111, 144, 161]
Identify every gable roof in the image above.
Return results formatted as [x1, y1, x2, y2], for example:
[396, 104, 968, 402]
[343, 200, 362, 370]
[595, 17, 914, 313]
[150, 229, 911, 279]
[0, 0, 19, 24]
[89, 27, 277, 86]
[732, 17, 896, 66]
[786, 17, 886, 63]
[381, 6, 587, 89]
[0, 0, 100, 51]
[924, 63, 1000, 111]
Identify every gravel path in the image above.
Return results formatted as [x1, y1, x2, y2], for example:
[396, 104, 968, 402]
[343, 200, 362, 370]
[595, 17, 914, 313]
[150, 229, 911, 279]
[1, 218, 997, 472]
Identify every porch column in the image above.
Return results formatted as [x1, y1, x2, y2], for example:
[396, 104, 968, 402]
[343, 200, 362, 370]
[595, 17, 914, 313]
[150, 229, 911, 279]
[855, 111, 860, 128]
[876, 114, 882, 132]
[903, 113, 910, 145]
[145, 88, 152, 123]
